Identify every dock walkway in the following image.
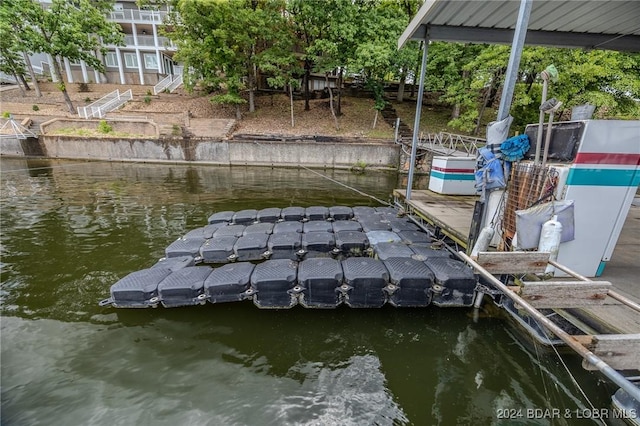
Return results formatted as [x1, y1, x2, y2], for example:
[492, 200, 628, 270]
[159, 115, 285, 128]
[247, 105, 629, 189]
[395, 188, 640, 369]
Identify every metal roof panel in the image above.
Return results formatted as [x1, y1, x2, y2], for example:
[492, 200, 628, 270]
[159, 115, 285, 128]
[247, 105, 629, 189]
[398, 0, 640, 51]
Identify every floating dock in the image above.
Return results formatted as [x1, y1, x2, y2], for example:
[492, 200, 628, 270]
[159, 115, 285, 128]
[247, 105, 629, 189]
[99, 205, 478, 310]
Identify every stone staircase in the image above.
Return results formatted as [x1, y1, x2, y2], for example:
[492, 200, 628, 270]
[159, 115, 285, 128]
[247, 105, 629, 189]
[380, 103, 413, 141]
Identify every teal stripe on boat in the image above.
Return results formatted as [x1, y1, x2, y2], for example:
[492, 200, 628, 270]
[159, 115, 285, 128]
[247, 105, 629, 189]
[566, 168, 640, 186]
[430, 170, 476, 181]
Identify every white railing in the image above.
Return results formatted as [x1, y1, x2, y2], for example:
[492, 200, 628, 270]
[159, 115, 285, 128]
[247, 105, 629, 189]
[153, 75, 172, 95]
[95, 89, 132, 118]
[109, 9, 168, 23]
[417, 132, 486, 157]
[166, 74, 183, 93]
[77, 89, 132, 119]
[122, 35, 174, 49]
[78, 90, 118, 119]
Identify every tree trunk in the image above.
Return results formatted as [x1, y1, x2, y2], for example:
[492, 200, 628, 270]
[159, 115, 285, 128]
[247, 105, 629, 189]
[487, 67, 504, 107]
[289, 84, 294, 128]
[397, 70, 406, 102]
[372, 110, 378, 129]
[248, 88, 255, 113]
[52, 56, 75, 113]
[94, 49, 108, 83]
[451, 69, 470, 119]
[235, 104, 242, 121]
[336, 68, 343, 116]
[23, 51, 42, 97]
[474, 88, 491, 136]
[248, 52, 256, 113]
[303, 60, 311, 111]
[17, 73, 30, 92]
[12, 71, 26, 96]
[451, 103, 460, 119]
[326, 73, 338, 130]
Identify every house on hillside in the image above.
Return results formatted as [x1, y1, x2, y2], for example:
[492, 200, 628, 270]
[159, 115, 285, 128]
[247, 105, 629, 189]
[33, 0, 180, 88]
[30, 0, 339, 95]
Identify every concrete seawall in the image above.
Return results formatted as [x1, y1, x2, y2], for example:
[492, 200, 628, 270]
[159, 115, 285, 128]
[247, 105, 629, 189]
[1, 136, 400, 170]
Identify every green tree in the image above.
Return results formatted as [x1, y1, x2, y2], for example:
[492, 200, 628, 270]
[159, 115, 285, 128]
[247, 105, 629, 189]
[510, 48, 640, 129]
[166, 0, 288, 119]
[258, 16, 302, 127]
[350, 0, 408, 127]
[0, 20, 29, 96]
[13, 0, 123, 113]
[0, 1, 41, 96]
[445, 45, 640, 133]
[388, 0, 423, 102]
[286, 0, 331, 111]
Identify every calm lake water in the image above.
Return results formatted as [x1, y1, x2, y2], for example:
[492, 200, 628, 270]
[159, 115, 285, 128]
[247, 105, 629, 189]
[1, 158, 615, 425]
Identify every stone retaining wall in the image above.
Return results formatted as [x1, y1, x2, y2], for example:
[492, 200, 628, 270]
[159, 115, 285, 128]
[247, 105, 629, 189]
[1, 135, 400, 170]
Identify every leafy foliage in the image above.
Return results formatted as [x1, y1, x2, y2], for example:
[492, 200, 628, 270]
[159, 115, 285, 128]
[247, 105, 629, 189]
[2, 0, 123, 112]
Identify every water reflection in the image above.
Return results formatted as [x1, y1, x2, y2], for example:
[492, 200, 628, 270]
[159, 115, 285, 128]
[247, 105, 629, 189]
[0, 158, 608, 425]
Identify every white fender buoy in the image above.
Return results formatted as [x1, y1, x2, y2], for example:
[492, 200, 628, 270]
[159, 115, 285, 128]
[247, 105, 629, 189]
[538, 215, 562, 275]
[471, 226, 495, 258]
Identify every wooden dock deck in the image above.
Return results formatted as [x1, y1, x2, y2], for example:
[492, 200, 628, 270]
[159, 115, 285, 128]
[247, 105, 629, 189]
[395, 188, 640, 371]
[393, 189, 476, 248]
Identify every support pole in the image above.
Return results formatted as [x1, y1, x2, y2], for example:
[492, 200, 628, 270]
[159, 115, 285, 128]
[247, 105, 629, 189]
[459, 251, 640, 402]
[115, 47, 126, 85]
[534, 76, 548, 163]
[406, 34, 430, 200]
[496, 0, 532, 121]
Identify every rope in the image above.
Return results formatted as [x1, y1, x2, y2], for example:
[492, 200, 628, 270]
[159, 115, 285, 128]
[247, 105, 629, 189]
[246, 137, 393, 207]
[299, 165, 391, 206]
[549, 339, 605, 425]
[532, 338, 553, 409]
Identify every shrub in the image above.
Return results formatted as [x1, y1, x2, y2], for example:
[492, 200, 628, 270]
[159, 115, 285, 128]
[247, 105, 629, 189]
[2, 111, 11, 118]
[171, 124, 181, 136]
[146, 89, 152, 96]
[77, 82, 90, 92]
[32, 105, 39, 111]
[85, 97, 92, 103]
[97, 120, 112, 134]
[143, 96, 151, 105]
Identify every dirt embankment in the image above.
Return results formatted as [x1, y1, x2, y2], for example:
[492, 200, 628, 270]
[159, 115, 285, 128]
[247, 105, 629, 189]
[1, 82, 394, 139]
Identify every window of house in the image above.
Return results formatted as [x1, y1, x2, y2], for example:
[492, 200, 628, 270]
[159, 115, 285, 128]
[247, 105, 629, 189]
[123, 53, 138, 68]
[105, 52, 118, 67]
[143, 54, 158, 70]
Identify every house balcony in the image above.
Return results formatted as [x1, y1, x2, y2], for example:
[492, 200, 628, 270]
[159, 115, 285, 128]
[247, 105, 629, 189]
[108, 9, 168, 23]
[112, 35, 176, 50]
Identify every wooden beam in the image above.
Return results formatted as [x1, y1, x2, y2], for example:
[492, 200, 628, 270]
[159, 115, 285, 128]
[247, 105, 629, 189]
[475, 251, 550, 274]
[570, 335, 595, 349]
[582, 334, 640, 371]
[520, 281, 611, 308]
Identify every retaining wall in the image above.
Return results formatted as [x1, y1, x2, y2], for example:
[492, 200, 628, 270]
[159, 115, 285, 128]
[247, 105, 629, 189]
[1, 136, 400, 170]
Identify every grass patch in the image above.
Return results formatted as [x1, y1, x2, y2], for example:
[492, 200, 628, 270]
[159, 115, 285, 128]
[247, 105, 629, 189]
[366, 128, 392, 139]
[392, 101, 496, 138]
[51, 127, 144, 138]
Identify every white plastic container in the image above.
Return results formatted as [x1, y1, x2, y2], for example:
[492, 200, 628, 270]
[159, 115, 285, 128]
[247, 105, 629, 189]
[538, 215, 563, 275]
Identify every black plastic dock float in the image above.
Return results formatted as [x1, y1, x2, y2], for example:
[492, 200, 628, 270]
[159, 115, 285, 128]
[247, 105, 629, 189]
[100, 205, 479, 310]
